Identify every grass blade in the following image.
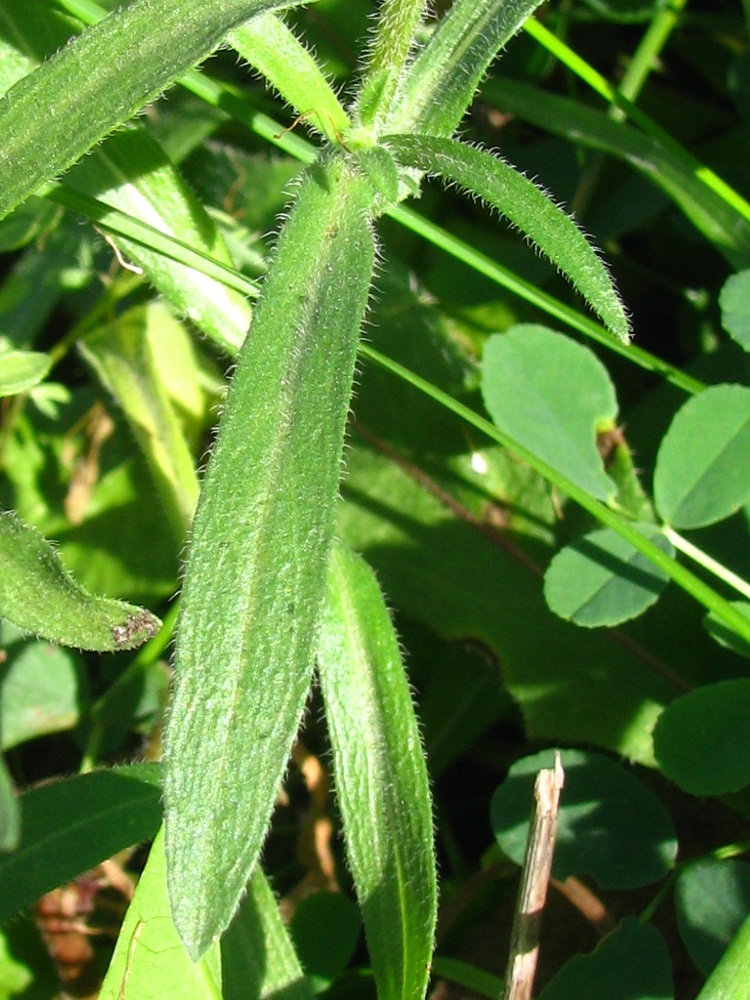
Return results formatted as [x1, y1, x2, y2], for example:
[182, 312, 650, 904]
[486, 76, 750, 269]
[318, 540, 437, 1000]
[163, 153, 376, 959]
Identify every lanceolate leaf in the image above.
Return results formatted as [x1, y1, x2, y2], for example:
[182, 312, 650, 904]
[0, 510, 161, 651]
[230, 14, 349, 144]
[0, 764, 162, 921]
[387, 135, 630, 341]
[354, 0, 429, 133]
[0, 350, 50, 396]
[0, 0, 312, 222]
[65, 129, 252, 354]
[317, 540, 436, 1000]
[384, 0, 545, 138]
[163, 153, 376, 959]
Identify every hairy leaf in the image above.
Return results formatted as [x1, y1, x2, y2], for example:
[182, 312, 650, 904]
[387, 136, 630, 340]
[164, 153, 376, 959]
[0, 0, 311, 221]
[0, 510, 161, 651]
[318, 540, 436, 1000]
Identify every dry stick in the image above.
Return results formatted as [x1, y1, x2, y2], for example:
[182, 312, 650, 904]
[501, 753, 565, 1000]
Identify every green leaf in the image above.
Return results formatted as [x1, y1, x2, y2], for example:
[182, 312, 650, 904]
[653, 679, 750, 796]
[653, 384, 750, 529]
[696, 910, 750, 1000]
[0, 764, 162, 922]
[79, 302, 199, 543]
[537, 918, 673, 1000]
[491, 749, 677, 889]
[387, 138, 629, 341]
[719, 270, 750, 352]
[0, 2, 252, 353]
[65, 129, 252, 354]
[705, 601, 750, 659]
[0, 758, 19, 852]
[486, 76, 750, 270]
[1, 634, 85, 749]
[544, 524, 673, 627]
[384, 0, 546, 139]
[0, 510, 161, 651]
[99, 828, 223, 1000]
[0, 0, 310, 222]
[353, 0, 428, 132]
[229, 14, 349, 144]
[222, 869, 315, 1000]
[676, 858, 750, 978]
[480, 325, 618, 500]
[289, 892, 360, 993]
[0, 350, 50, 396]
[338, 442, 676, 766]
[163, 154, 376, 959]
[317, 540, 437, 1000]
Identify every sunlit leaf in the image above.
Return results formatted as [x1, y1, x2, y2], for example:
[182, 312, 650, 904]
[654, 384, 750, 529]
[481, 324, 618, 499]
[164, 155, 376, 959]
[0, 510, 161, 651]
[318, 540, 436, 1000]
[544, 524, 673, 627]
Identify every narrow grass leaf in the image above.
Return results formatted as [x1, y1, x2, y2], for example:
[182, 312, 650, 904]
[317, 539, 437, 1000]
[481, 325, 619, 500]
[0, 350, 50, 396]
[99, 827, 222, 1000]
[384, 0, 545, 138]
[79, 303, 199, 543]
[387, 136, 630, 341]
[164, 154, 376, 959]
[654, 384, 750, 529]
[222, 871, 314, 1000]
[65, 129, 252, 352]
[0, 764, 162, 921]
[0, 511, 161, 651]
[544, 524, 673, 627]
[491, 749, 677, 890]
[486, 76, 750, 270]
[0, 0, 311, 222]
[230, 14, 349, 144]
[653, 680, 750, 796]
